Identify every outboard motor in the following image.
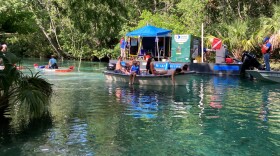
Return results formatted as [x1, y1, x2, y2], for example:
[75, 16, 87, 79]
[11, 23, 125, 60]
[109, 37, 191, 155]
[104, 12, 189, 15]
[240, 51, 264, 77]
[107, 63, 116, 71]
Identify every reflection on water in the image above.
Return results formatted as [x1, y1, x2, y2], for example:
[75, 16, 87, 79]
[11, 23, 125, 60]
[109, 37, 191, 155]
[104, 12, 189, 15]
[1, 59, 280, 155]
[114, 87, 159, 119]
[259, 87, 270, 122]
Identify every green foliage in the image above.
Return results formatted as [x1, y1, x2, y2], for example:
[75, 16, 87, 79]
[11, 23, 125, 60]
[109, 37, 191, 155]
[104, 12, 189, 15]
[8, 33, 53, 57]
[209, 20, 252, 57]
[175, 0, 206, 35]
[0, 0, 36, 34]
[0, 52, 53, 126]
[12, 73, 52, 119]
[137, 10, 186, 34]
[92, 48, 117, 60]
[1, 0, 280, 60]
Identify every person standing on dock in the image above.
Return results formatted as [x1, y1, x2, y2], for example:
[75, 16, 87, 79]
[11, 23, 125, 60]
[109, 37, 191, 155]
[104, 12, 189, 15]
[261, 37, 272, 71]
[120, 37, 126, 59]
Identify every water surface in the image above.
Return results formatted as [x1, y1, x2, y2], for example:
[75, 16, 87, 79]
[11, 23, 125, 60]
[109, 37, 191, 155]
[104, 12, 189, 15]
[1, 59, 280, 156]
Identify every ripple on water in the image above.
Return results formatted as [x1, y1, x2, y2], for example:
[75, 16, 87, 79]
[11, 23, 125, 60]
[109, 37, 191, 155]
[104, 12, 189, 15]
[2, 60, 280, 155]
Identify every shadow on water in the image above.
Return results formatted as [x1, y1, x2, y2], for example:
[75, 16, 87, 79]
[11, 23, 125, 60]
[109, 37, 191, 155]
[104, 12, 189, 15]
[0, 114, 52, 156]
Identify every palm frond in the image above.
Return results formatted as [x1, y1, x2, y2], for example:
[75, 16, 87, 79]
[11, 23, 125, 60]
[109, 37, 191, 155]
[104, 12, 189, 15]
[1, 53, 53, 125]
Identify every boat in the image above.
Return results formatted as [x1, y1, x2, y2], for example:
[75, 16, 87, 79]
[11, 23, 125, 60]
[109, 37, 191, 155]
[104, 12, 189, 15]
[246, 70, 280, 83]
[103, 70, 196, 85]
[34, 64, 74, 73]
[0, 65, 24, 70]
[16, 66, 24, 70]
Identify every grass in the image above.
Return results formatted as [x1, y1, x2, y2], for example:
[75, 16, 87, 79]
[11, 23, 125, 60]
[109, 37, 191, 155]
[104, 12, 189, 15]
[271, 62, 280, 71]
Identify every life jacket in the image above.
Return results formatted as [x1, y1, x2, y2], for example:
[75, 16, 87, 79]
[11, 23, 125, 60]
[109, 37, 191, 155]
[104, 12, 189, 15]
[261, 44, 271, 54]
[261, 46, 266, 54]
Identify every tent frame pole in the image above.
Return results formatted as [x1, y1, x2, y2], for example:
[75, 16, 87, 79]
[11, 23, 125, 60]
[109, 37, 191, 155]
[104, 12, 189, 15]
[157, 36, 159, 61]
[163, 37, 166, 59]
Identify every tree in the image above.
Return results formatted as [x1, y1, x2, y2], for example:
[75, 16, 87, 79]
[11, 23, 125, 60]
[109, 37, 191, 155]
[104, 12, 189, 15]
[257, 5, 280, 51]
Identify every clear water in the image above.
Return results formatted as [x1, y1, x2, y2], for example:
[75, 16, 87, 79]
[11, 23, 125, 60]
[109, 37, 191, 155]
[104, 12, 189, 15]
[1, 59, 280, 156]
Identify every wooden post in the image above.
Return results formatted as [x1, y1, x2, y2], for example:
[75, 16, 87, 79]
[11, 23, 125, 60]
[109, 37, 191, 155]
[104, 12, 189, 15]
[201, 23, 204, 63]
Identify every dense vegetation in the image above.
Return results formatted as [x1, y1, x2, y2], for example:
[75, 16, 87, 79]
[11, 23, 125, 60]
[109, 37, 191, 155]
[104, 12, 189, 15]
[1, 0, 280, 60]
[0, 53, 53, 127]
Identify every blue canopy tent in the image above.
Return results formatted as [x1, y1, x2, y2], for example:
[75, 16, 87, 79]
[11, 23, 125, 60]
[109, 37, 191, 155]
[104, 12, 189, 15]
[126, 25, 172, 60]
[126, 25, 171, 37]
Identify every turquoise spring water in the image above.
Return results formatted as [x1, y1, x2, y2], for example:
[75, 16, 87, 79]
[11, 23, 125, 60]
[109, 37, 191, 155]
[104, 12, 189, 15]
[1, 58, 280, 156]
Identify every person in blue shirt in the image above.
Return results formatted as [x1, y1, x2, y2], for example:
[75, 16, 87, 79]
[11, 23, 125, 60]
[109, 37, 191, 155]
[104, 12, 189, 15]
[49, 55, 58, 69]
[129, 61, 140, 84]
[262, 37, 272, 71]
[120, 37, 126, 59]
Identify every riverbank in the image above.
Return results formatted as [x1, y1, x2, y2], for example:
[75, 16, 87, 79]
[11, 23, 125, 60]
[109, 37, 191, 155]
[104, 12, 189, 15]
[271, 60, 280, 71]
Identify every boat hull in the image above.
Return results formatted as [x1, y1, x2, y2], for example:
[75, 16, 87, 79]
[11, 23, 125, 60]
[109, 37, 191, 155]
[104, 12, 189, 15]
[34, 66, 74, 73]
[104, 71, 196, 85]
[246, 70, 280, 83]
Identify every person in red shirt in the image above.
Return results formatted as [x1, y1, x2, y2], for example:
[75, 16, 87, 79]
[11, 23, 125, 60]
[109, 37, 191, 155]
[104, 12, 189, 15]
[145, 52, 151, 61]
[261, 37, 272, 71]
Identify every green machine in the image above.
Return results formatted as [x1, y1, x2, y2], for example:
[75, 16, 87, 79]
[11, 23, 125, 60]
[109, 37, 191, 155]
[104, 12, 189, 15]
[170, 34, 201, 62]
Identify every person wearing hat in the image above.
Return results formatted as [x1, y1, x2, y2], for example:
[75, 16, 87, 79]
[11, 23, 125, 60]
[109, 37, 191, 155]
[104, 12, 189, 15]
[261, 37, 272, 71]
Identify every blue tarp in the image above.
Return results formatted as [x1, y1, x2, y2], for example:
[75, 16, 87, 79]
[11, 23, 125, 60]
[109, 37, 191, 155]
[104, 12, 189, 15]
[126, 25, 171, 37]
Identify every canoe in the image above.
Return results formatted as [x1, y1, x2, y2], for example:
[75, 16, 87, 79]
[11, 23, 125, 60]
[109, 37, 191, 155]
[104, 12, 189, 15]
[34, 64, 74, 73]
[16, 66, 24, 70]
[246, 70, 280, 83]
[104, 70, 196, 85]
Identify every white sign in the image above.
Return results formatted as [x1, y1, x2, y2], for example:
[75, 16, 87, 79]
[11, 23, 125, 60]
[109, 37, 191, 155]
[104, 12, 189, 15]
[174, 35, 189, 43]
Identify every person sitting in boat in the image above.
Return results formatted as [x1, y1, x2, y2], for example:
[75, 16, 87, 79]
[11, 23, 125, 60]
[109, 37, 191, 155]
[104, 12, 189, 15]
[115, 56, 128, 74]
[146, 58, 168, 75]
[145, 52, 151, 61]
[171, 64, 189, 85]
[129, 61, 140, 84]
[125, 57, 135, 73]
[49, 55, 58, 69]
